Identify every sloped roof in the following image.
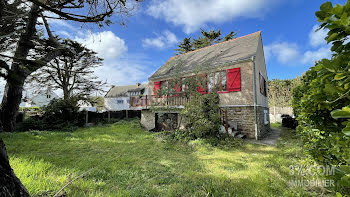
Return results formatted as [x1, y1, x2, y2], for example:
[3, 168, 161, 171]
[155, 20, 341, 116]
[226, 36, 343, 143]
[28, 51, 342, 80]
[105, 84, 147, 98]
[150, 31, 261, 80]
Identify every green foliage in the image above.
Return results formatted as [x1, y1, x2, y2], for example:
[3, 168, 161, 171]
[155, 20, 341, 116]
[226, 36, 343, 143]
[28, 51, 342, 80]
[175, 29, 237, 54]
[88, 96, 105, 112]
[292, 1, 350, 194]
[17, 98, 85, 131]
[269, 78, 302, 108]
[175, 37, 193, 54]
[19, 106, 41, 112]
[181, 93, 221, 138]
[223, 31, 238, 41]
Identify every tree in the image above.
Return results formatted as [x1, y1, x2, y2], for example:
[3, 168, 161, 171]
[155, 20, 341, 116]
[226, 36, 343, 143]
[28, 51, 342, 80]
[0, 0, 141, 132]
[29, 39, 106, 101]
[175, 29, 238, 53]
[223, 31, 238, 41]
[0, 0, 141, 196]
[175, 37, 193, 54]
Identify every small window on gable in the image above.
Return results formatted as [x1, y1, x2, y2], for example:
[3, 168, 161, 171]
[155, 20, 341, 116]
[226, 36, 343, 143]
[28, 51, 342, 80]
[47, 94, 51, 99]
[259, 73, 267, 96]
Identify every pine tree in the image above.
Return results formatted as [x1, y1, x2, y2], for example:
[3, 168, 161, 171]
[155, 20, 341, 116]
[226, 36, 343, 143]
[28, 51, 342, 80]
[175, 37, 193, 54]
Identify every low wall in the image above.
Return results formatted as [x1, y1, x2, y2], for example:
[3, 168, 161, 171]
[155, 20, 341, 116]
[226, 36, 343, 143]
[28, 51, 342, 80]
[141, 109, 155, 130]
[269, 106, 293, 123]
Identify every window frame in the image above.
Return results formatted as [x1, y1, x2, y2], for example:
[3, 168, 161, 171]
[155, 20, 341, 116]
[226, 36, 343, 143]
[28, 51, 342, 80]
[207, 70, 228, 93]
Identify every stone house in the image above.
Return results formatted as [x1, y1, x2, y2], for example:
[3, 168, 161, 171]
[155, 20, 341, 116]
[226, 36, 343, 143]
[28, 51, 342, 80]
[131, 31, 270, 139]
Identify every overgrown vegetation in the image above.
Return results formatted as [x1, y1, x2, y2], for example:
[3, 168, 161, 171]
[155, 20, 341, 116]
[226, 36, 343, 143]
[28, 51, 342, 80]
[153, 70, 222, 140]
[0, 120, 331, 196]
[268, 78, 301, 108]
[181, 93, 221, 139]
[292, 1, 350, 194]
[17, 98, 85, 131]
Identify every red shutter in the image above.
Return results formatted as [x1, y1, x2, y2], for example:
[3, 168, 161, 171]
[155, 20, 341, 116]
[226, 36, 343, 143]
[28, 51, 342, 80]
[196, 74, 207, 94]
[227, 68, 241, 92]
[154, 81, 161, 95]
[173, 82, 181, 93]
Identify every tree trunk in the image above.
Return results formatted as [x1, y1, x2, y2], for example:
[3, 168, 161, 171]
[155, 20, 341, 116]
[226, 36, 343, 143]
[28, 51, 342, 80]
[0, 74, 26, 132]
[0, 4, 40, 132]
[0, 138, 30, 197]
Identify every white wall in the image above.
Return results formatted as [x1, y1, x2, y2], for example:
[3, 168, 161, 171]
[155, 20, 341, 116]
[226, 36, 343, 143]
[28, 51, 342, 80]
[104, 97, 130, 111]
[31, 91, 59, 107]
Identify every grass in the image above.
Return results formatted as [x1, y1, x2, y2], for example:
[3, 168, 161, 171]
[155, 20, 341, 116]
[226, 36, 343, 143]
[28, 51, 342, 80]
[0, 119, 329, 196]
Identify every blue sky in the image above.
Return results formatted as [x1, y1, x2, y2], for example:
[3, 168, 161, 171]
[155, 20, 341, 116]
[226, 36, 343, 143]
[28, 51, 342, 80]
[30, 0, 350, 87]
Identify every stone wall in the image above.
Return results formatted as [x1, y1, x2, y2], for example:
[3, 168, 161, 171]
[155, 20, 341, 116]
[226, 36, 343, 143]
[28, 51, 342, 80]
[224, 106, 270, 139]
[141, 109, 155, 130]
[224, 106, 255, 138]
[269, 106, 293, 123]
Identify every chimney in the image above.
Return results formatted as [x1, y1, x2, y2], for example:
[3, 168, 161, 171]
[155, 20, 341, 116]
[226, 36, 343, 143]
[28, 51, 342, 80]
[111, 85, 115, 88]
[136, 83, 141, 87]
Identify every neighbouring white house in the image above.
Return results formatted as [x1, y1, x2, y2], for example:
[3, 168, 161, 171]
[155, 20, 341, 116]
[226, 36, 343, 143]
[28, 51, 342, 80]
[19, 98, 32, 107]
[19, 88, 59, 107]
[78, 100, 97, 112]
[104, 83, 148, 111]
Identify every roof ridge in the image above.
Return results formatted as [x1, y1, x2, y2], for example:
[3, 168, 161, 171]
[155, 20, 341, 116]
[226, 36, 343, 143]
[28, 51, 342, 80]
[170, 31, 261, 60]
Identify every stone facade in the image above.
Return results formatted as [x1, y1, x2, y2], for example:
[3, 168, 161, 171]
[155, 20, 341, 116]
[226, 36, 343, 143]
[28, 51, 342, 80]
[223, 106, 270, 139]
[141, 109, 155, 130]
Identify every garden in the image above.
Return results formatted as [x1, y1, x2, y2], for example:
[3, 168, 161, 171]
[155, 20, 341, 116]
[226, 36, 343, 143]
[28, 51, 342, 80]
[0, 120, 336, 196]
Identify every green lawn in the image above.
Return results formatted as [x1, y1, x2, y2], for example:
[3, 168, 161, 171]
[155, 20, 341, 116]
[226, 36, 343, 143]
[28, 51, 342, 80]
[0, 120, 327, 196]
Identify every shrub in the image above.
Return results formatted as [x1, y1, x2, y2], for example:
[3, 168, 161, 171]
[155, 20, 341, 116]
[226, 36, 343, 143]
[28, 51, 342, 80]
[17, 98, 85, 131]
[180, 93, 221, 138]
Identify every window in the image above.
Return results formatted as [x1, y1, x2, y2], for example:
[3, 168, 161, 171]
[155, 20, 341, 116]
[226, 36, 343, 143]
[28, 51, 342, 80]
[181, 78, 186, 92]
[221, 71, 227, 91]
[264, 110, 269, 125]
[259, 73, 267, 96]
[127, 99, 130, 104]
[207, 70, 228, 92]
[117, 100, 124, 104]
[46, 94, 51, 99]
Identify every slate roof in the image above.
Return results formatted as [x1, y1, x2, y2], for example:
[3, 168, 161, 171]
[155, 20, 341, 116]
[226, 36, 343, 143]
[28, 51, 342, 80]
[149, 31, 261, 80]
[105, 84, 147, 98]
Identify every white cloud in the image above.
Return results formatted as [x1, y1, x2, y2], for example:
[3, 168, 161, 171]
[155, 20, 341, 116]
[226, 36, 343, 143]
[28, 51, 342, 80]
[302, 47, 332, 65]
[264, 24, 333, 66]
[147, 0, 277, 33]
[265, 43, 332, 66]
[264, 42, 300, 64]
[74, 31, 154, 88]
[142, 30, 178, 49]
[309, 25, 328, 47]
[75, 31, 128, 60]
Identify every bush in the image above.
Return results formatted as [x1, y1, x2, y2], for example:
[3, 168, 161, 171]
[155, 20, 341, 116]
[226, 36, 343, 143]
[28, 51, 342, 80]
[17, 98, 85, 131]
[180, 93, 221, 139]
